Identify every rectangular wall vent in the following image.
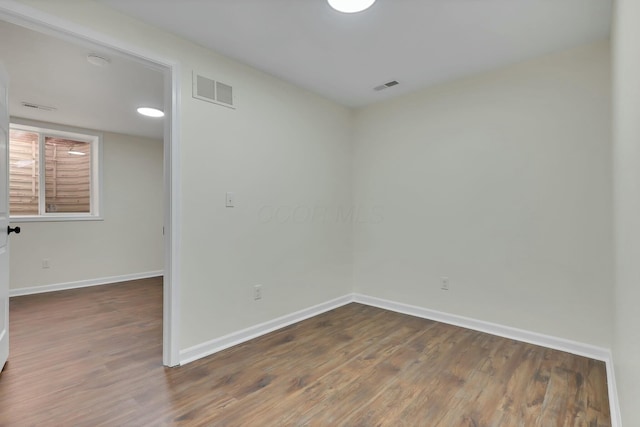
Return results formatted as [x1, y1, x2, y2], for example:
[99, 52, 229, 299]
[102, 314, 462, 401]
[193, 72, 235, 109]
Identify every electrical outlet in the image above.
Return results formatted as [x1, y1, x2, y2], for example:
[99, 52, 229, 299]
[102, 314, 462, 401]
[440, 276, 449, 291]
[254, 284, 262, 300]
[42, 259, 50, 269]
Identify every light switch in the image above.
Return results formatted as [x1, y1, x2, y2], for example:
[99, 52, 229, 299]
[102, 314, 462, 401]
[226, 192, 235, 207]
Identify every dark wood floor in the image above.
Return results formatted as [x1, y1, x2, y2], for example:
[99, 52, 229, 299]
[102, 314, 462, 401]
[0, 278, 610, 426]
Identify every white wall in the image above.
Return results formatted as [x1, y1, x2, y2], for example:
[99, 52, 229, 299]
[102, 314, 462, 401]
[353, 41, 613, 347]
[9, 131, 164, 290]
[10, 0, 355, 351]
[612, 0, 640, 424]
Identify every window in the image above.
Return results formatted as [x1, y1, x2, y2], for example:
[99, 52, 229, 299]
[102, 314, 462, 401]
[9, 121, 101, 220]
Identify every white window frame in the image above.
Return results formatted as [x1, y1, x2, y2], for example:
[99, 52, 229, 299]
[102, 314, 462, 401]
[9, 118, 103, 222]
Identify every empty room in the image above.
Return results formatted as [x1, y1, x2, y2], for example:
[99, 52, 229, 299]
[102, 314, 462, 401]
[0, 0, 638, 426]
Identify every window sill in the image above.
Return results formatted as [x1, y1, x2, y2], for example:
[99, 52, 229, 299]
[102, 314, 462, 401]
[10, 215, 104, 223]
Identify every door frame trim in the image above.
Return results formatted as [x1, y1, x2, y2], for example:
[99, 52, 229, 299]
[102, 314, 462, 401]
[0, 0, 182, 366]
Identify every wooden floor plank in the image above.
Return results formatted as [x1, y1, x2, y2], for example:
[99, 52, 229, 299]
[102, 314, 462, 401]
[0, 278, 611, 426]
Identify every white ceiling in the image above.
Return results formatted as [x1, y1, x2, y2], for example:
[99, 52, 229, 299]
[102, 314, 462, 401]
[98, 0, 612, 107]
[0, 0, 612, 136]
[0, 20, 165, 140]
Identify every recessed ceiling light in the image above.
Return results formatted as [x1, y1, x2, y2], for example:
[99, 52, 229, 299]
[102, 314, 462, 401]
[87, 54, 111, 67]
[137, 107, 165, 118]
[327, 0, 376, 13]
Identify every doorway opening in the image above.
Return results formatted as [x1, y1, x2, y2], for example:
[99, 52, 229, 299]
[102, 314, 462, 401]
[0, 4, 180, 367]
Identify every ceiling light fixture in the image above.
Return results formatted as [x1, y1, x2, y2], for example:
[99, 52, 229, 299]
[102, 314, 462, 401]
[87, 53, 111, 67]
[327, 0, 376, 13]
[137, 107, 165, 118]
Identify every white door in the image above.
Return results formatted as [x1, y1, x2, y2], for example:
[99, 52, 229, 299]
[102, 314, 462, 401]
[0, 65, 10, 372]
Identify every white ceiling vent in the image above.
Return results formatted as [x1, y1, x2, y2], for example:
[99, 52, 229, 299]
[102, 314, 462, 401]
[193, 71, 235, 109]
[374, 80, 399, 92]
[21, 101, 57, 112]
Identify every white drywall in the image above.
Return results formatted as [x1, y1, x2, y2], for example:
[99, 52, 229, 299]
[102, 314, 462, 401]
[612, 0, 640, 424]
[352, 41, 613, 348]
[10, 0, 354, 350]
[9, 131, 164, 289]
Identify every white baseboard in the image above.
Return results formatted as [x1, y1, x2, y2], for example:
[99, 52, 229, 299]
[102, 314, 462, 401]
[352, 293, 621, 427]
[9, 270, 164, 297]
[179, 294, 353, 365]
[353, 293, 610, 360]
[604, 354, 622, 427]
